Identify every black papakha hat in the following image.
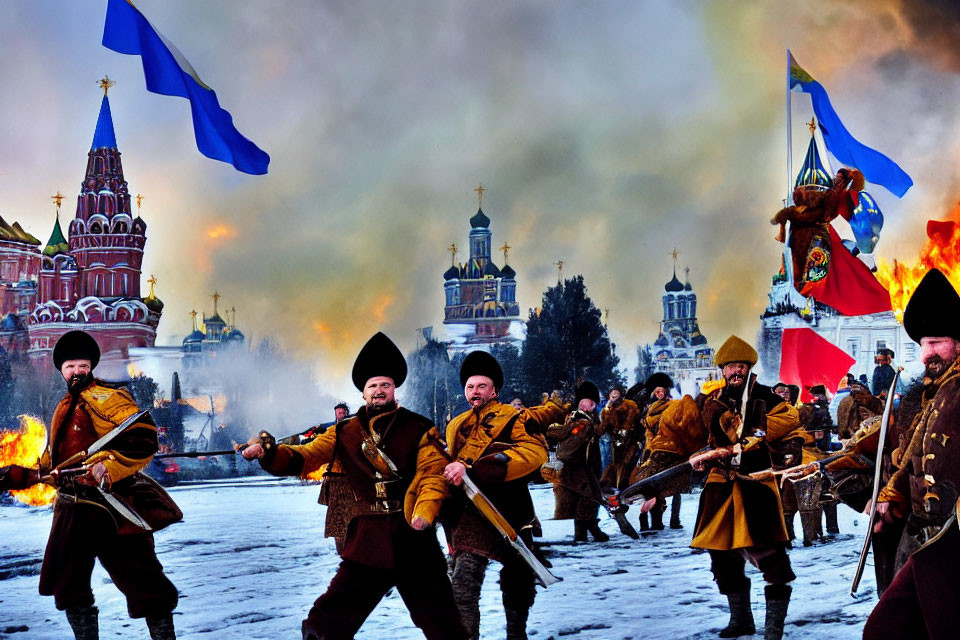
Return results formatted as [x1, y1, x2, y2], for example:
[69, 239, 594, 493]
[575, 381, 600, 404]
[459, 350, 504, 390]
[351, 332, 407, 391]
[644, 372, 674, 393]
[902, 268, 960, 344]
[53, 330, 100, 371]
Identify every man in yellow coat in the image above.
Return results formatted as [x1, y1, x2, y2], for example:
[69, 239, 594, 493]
[241, 332, 467, 640]
[442, 351, 565, 640]
[634, 335, 799, 640]
[0, 330, 178, 640]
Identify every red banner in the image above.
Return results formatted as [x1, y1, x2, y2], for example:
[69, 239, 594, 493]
[779, 327, 856, 403]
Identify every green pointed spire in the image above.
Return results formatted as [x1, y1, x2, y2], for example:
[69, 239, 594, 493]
[42, 215, 69, 257]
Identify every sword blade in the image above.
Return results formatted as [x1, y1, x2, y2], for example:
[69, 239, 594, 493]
[96, 487, 153, 532]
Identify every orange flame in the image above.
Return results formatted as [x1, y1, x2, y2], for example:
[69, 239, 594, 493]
[302, 463, 327, 482]
[876, 211, 960, 321]
[0, 416, 57, 506]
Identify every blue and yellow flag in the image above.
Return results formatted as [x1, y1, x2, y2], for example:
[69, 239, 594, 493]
[789, 51, 911, 198]
[102, 0, 270, 175]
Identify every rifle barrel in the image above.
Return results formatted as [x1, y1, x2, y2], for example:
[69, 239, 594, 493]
[154, 449, 238, 459]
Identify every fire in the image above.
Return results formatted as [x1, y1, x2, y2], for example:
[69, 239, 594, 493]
[302, 463, 327, 482]
[0, 416, 56, 507]
[876, 215, 960, 320]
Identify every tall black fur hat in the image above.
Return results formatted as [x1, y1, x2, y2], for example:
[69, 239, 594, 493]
[644, 372, 674, 393]
[53, 330, 100, 371]
[575, 381, 600, 404]
[459, 351, 503, 390]
[903, 268, 960, 343]
[351, 332, 407, 391]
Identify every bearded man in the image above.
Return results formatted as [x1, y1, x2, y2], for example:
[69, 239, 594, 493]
[0, 330, 178, 640]
[241, 332, 466, 640]
[874, 268, 960, 574]
[633, 336, 800, 640]
[442, 351, 565, 640]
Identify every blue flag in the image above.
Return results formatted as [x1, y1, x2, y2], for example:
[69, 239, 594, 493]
[789, 51, 911, 198]
[102, 0, 270, 175]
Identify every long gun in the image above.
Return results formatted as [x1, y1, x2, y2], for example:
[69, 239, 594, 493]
[154, 449, 238, 459]
[850, 367, 902, 597]
[428, 434, 559, 587]
[611, 446, 737, 507]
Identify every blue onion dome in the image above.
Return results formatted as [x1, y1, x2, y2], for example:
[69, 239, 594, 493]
[501, 264, 516, 279]
[469, 208, 490, 228]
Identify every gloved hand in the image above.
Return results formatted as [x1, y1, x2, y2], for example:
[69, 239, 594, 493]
[470, 452, 510, 484]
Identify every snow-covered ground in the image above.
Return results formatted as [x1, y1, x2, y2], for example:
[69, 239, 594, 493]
[1, 478, 877, 639]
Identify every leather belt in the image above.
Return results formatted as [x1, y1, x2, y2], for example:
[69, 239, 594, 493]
[368, 499, 403, 513]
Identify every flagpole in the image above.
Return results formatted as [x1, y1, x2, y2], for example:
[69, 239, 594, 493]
[786, 50, 793, 204]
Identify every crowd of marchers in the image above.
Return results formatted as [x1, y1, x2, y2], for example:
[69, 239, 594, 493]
[3, 268, 960, 640]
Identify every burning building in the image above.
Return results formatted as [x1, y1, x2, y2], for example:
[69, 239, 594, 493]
[0, 78, 163, 360]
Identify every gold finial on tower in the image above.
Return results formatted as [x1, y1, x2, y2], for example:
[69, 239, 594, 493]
[211, 291, 221, 315]
[136, 193, 144, 214]
[684, 266, 690, 282]
[189, 309, 198, 332]
[51, 191, 65, 215]
[230, 306, 236, 326]
[147, 274, 158, 298]
[474, 184, 485, 208]
[670, 248, 680, 267]
[807, 117, 817, 135]
[448, 243, 458, 266]
[500, 241, 512, 263]
[604, 308, 610, 325]
[554, 260, 564, 282]
[97, 75, 116, 96]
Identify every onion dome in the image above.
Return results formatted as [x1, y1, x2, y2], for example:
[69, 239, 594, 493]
[226, 328, 245, 341]
[143, 293, 164, 313]
[483, 261, 501, 277]
[205, 312, 226, 326]
[182, 329, 205, 346]
[795, 135, 831, 191]
[43, 217, 70, 256]
[444, 264, 460, 280]
[469, 208, 490, 229]
[664, 270, 684, 292]
[501, 264, 516, 279]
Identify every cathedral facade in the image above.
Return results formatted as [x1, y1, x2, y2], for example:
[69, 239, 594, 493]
[0, 81, 163, 359]
[438, 188, 522, 353]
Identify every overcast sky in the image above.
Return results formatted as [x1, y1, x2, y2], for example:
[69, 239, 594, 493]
[2, 0, 960, 398]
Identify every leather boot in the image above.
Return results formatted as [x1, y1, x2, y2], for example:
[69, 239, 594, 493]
[651, 502, 665, 530]
[718, 582, 755, 638]
[65, 605, 99, 640]
[799, 510, 820, 546]
[587, 519, 609, 542]
[764, 584, 791, 640]
[146, 614, 176, 640]
[823, 502, 839, 535]
[638, 511, 650, 531]
[573, 520, 588, 542]
[504, 607, 529, 640]
[669, 494, 682, 528]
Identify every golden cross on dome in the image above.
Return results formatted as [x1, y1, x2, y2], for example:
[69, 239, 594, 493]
[211, 291, 221, 314]
[448, 243, 458, 266]
[500, 241, 512, 263]
[147, 274, 158, 297]
[474, 184, 485, 207]
[98, 75, 116, 96]
[51, 191, 65, 212]
[189, 309, 198, 331]
[554, 260, 564, 282]
[136, 193, 144, 213]
[807, 117, 817, 135]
